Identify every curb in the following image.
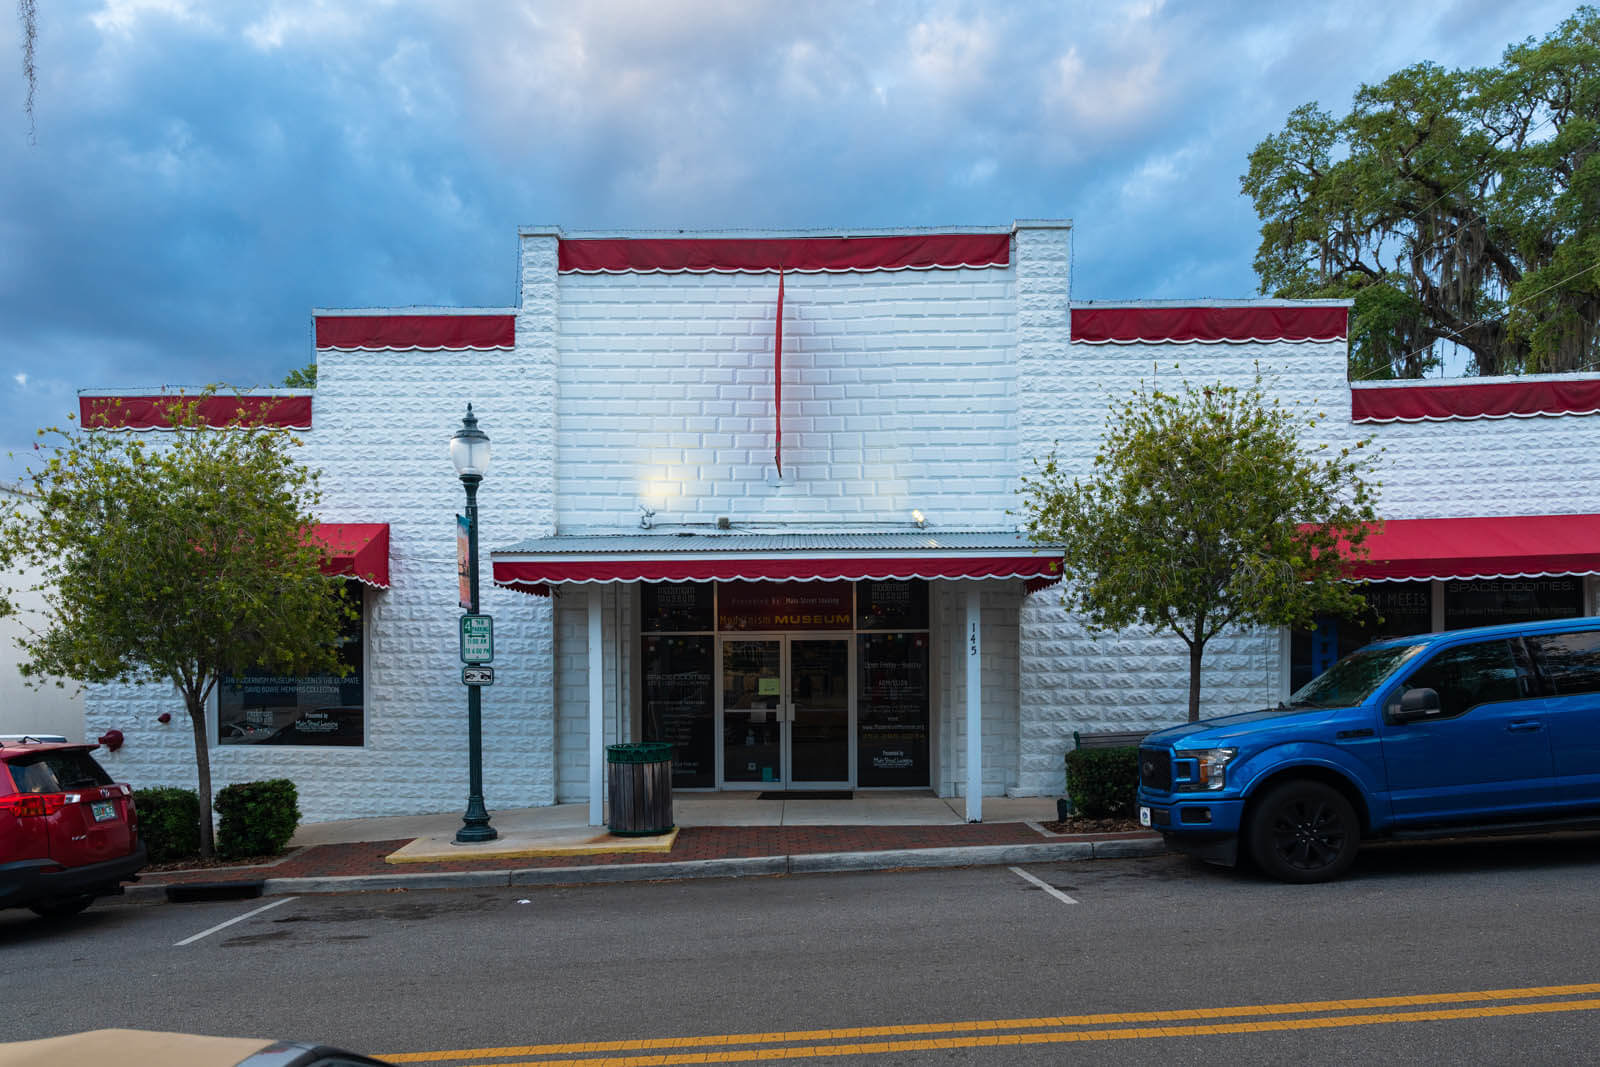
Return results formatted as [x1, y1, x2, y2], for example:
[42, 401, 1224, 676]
[224, 836, 1168, 896]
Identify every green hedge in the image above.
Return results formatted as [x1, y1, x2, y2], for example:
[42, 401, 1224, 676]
[132, 786, 201, 863]
[215, 778, 301, 860]
[1064, 747, 1140, 819]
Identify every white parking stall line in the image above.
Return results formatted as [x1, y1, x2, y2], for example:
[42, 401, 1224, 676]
[174, 897, 295, 946]
[1009, 866, 1078, 905]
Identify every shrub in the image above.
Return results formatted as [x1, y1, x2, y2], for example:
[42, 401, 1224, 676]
[132, 786, 201, 863]
[215, 778, 301, 860]
[1064, 747, 1140, 818]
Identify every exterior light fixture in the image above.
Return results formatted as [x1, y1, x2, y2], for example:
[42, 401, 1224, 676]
[911, 510, 926, 528]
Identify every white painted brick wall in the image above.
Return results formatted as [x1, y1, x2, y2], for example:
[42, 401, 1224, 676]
[554, 264, 1019, 529]
[85, 254, 565, 822]
[933, 582, 1022, 797]
[553, 585, 633, 802]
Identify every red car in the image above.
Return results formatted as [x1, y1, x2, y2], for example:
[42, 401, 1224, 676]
[1, 739, 146, 918]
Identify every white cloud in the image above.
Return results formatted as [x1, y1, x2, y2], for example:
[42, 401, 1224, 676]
[13, 373, 26, 388]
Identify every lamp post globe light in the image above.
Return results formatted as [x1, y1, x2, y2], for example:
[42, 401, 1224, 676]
[452, 403, 497, 843]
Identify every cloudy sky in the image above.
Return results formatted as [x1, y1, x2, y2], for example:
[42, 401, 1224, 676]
[0, 0, 1581, 482]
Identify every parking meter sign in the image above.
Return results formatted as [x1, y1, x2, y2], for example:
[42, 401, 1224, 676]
[460, 614, 493, 663]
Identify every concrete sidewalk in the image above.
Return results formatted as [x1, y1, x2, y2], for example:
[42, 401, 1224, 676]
[131, 793, 1166, 900]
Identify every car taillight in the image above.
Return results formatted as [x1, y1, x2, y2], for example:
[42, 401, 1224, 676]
[0, 793, 77, 817]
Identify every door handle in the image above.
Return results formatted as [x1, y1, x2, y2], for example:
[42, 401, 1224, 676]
[1507, 720, 1543, 732]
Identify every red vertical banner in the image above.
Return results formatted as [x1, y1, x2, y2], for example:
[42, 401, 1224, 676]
[774, 269, 784, 477]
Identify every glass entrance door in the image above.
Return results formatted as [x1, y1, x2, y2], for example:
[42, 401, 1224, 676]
[719, 636, 852, 789]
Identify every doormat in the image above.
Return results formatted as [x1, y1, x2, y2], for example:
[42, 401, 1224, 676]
[757, 791, 853, 800]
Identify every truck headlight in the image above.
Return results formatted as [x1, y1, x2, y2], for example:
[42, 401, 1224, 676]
[1175, 748, 1237, 792]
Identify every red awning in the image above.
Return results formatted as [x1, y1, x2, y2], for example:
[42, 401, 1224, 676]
[557, 234, 1011, 275]
[80, 395, 312, 430]
[1346, 514, 1600, 581]
[312, 523, 390, 588]
[314, 314, 515, 351]
[1071, 305, 1348, 344]
[491, 532, 1062, 594]
[496, 555, 1061, 587]
[1351, 377, 1600, 423]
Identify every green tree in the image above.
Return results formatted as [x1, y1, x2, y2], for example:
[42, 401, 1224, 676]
[0, 396, 350, 857]
[1019, 375, 1381, 723]
[281, 362, 317, 389]
[1241, 7, 1600, 379]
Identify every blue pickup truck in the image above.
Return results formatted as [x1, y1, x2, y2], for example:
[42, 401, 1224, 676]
[1137, 615, 1600, 882]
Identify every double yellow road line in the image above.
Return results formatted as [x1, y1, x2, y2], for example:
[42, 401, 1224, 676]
[383, 982, 1600, 1065]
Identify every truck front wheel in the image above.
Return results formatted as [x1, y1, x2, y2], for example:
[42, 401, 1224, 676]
[1247, 780, 1360, 883]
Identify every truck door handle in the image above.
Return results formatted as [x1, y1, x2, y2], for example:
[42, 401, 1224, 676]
[1507, 721, 1543, 732]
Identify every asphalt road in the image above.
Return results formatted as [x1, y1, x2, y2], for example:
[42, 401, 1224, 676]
[7, 833, 1600, 1065]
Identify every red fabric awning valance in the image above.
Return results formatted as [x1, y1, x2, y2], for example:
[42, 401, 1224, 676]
[1345, 514, 1600, 581]
[1351, 378, 1600, 423]
[1071, 306, 1348, 344]
[80, 395, 312, 430]
[315, 315, 515, 351]
[494, 554, 1061, 589]
[311, 523, 390, 588]
[557, 234, 1011, 275]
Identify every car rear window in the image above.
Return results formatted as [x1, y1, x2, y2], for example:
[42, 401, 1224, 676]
[4, 751, 114, 794]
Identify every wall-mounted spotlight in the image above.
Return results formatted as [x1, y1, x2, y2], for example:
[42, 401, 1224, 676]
[639, 504, 656, 530]
[911, 510, 926, 528]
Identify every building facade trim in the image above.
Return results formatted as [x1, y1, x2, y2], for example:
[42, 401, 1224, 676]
[1350, 375, 1600, 423]
[556, 233, 1011, 275]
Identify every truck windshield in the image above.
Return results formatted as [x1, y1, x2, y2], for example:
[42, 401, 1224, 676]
[1289, 643, 1427, 709]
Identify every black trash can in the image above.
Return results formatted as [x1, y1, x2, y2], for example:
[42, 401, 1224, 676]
[606, 742, 674, 836]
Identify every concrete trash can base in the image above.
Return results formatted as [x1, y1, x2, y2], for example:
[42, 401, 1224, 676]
[606, 742, 674, 836]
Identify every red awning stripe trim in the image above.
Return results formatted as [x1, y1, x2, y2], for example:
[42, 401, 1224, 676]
[1342, 513, 1600, 582]
[310, 523, 391, 589]
[493, 554, 1062, 587]
[1071, 306, 1349, 345]
[80, 395, 313, 431]
[314, 314, 515, 351]
[557, 234, 1011, 275]
[1350, 377, 1600, 423]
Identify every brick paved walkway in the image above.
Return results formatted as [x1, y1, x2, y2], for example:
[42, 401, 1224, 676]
[138, 823, 1158, 886]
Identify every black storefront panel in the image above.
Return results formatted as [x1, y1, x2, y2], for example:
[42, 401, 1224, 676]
[641, 635, 715, 788]
[857, 632, 930, 787]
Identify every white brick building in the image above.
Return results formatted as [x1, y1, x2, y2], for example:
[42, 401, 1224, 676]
[79, 223, 1600, 823]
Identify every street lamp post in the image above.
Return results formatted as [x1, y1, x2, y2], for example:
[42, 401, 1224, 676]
[451, 404, 497, 844]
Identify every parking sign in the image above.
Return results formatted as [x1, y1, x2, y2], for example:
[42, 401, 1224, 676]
[460, 614, 493, 663]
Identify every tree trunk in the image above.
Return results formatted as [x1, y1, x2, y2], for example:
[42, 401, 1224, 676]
[184, 694, 215, 859]
[1187, 640, 1205, 723]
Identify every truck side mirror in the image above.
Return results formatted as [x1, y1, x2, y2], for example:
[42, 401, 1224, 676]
[1393, 687, 1441, 723]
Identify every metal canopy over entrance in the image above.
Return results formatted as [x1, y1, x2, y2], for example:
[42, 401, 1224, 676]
[490, 532, 1065, 827]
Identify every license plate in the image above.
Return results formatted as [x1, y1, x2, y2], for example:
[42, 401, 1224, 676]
[1138, 806, 1152, 827]
[91, 801, 117, 822]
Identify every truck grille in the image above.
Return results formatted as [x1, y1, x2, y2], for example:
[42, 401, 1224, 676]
[1138, 747, 1171, 791]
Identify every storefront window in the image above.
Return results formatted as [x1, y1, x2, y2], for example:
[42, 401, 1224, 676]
[1443, 578, 1584, 630]
[856, 580, 929, 630]
[641, 582, 714, 633]
[217, 582, 364, 747]
[857, 632, 930, 787]
[1289, 585, 1433, 693]
[642, 635, 715, 788]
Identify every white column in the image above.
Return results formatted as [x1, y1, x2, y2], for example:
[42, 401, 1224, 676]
[965, 585, 983, 822]
[588, 585, 605, 827]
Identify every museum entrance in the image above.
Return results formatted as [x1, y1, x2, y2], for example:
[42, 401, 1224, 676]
[640, 579, 932, 792]
[720, 635, 853, 790]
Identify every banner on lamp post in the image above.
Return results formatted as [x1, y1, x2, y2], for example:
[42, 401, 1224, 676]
[457, 514, 472, 610]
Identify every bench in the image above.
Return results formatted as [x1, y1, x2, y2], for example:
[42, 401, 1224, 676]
[1072, 729, 1152, 750]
